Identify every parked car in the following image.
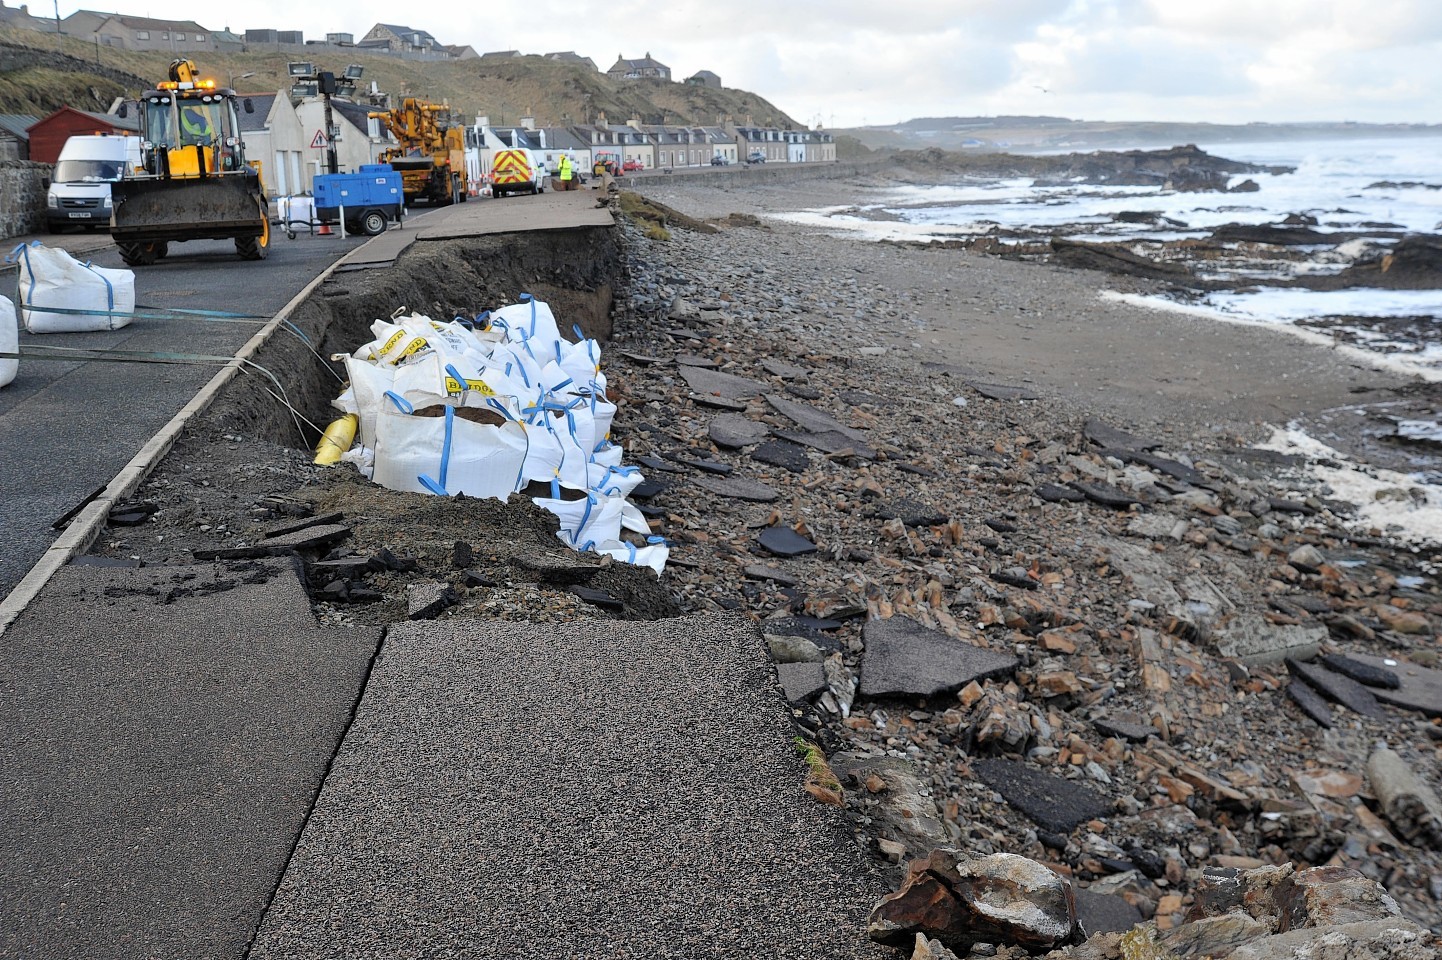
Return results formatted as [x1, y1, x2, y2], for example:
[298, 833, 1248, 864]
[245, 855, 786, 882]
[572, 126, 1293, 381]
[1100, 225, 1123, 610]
[622, 158, 644, 172]
[710, 155, 730, 166]
[747, 151, 766, 164]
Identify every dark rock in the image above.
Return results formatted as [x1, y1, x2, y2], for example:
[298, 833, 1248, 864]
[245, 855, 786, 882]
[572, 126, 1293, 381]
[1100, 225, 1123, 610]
[1188, 867, 1245, 920]
[636, 504, 667, 520]
[985, 518, 1018, 533]
[896, 463, 938, 477]
[708, 414, 770, 449]
[970, 382, 1039, 401]
[751, 439, 811, 473]
[1128, 849, 1166, 879]
[693, 475, 779, 503]
[1068, 482, 1140, 509]
[790, 615, 847, 631]
[1210, 224, 1335, 245]
[784, 384, 822, 400]
[631, 479, 667, 500]
[317, 581, 349, 602]
[1320, 654, 1400, 689]
[306, 556, 372, 579]
[776, 662, 828, 703]
[1286, 679, 1333, 728]
[569, 585, 624, 612]
[859, 616, 1018, 698]
[871, 499, 949, 527]
[679, 365, 766, 399]
[451, 540, 474, 569]
[674, 353, 718, 368]
[1268, 497, 1316, 515]
[868, 851, 1078, 952]
[107, 510, 153, 527]
[1074, 889, 1144, 936]
[461, 571, 498, 589]
[990, 571, 1037, 591]
[972, 758, 1112, 833]
[1084, 421, 1160, 452]
[765, 394, 865, 440]
[676, 457, 733, 476]
[1286, 658, 1384, 719]
[370, 546, 419, 572]
[774, 429, 877, 460]
[617, 350, 664, 365]
[345, 587, 383, 604]
[761, 358, 808, 379]
[634, 454, 684, 474]
[1110, 450, 1209, 487]
[1051, 239, 1196, 282]
[758, 526, 818, 558]
[406, 581, 457, 620]
[1036, 483, 1087, 503]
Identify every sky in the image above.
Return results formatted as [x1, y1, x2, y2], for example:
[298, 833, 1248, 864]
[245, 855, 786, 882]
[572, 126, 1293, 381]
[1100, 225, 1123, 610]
[62, 0, 1442, 128]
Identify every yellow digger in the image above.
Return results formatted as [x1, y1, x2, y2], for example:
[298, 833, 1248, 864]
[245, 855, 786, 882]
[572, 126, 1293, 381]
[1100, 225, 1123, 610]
[368, 98, 468, 205]
[110, 59, 270, 265]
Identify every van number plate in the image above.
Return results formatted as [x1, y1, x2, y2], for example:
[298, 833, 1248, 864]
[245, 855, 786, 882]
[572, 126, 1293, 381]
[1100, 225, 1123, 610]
[67, 212, 92, 219]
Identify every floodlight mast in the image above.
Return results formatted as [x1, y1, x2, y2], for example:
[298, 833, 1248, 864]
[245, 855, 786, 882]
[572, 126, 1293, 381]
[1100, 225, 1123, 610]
[288, 61, 362, 176]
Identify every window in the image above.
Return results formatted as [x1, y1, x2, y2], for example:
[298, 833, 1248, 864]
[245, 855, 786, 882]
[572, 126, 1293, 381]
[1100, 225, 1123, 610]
[195, 34, 205, 42]
[136, 30, 150, 39]
[159, 32, 169, 40]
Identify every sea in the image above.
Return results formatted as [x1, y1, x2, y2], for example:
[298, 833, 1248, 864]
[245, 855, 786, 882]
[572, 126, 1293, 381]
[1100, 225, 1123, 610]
[774, 136, 1442, 543]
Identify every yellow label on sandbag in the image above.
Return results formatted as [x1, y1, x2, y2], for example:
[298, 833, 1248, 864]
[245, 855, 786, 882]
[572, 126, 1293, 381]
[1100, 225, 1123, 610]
[390, 337, 429, 363]
[444, 375, 497, 396]
[379, 330, 406, 355]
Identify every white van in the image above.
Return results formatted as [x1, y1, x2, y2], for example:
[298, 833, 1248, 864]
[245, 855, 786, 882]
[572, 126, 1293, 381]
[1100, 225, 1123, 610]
[46, 134, 142, 233]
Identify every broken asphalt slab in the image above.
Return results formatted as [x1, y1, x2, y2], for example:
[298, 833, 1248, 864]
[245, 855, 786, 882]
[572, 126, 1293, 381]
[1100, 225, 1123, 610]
[679, 365, 767, 400]
[0, 560, 378, 959]
[859, 616, 1018, 698]
[972, 758, 1113, 834]
[765, 394, 865, 440]
[249, 615, 888, 959]
[1347, 653, 1442, 717]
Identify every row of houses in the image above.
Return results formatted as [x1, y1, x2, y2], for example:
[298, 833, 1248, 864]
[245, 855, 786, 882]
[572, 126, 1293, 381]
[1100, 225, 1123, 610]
[1, 95, 833, 199]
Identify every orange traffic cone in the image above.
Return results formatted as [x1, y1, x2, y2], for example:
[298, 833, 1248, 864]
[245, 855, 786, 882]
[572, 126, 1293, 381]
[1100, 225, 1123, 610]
[316, 221, 333, 236]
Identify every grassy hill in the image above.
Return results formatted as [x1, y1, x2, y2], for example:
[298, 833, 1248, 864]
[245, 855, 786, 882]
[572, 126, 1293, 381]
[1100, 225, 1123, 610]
[0, 26, 798, 128]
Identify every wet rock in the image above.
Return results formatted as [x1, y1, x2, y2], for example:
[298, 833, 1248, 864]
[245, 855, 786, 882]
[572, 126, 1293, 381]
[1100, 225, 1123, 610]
[757, 526, 817, 557]
[1367, 748, 1442, 848]
[693, 475, 779, 502]
[406, 580, 457, 620]
[751, 439, 811, 473]
[868, 851, 1078, 951]
[972, 758, 1112, 832]
[859, 616, 1018, 698]
[707, 413, 770, 449]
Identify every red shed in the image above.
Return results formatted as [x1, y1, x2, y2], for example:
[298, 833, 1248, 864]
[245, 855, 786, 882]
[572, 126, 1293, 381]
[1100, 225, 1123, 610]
[26, 106, 140, 164]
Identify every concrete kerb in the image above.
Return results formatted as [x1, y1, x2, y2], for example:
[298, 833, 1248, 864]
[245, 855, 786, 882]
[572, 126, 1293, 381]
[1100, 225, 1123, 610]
[0, 244, 365, 639]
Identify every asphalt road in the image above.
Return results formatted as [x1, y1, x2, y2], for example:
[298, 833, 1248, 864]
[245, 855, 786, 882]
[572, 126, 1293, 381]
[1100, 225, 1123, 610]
[0, 231, 368, 597]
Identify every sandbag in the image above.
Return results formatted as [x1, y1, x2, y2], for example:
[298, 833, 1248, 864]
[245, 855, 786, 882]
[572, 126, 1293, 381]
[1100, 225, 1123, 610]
[0, 294, 16, 388]
[7, 241, 135, 333]
[372, 390, 527, 500]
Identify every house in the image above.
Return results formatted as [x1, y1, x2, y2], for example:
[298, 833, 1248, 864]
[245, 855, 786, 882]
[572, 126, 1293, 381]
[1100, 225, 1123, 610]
[65, 13, 217, 52]
[697, 126, 737, 164]
[732, 125, 787, 164]
[802, 129, 836, 163]
[361, 23, 441, 54]
[480, 50, 522, 61]
[237, 91, 310, 197]
[26, 105, 138, 164]
[212, 27, 243, 52]
[606, 52, 670, 81]
[293, 97, 387, 177]
[685, 70, 721, 89]
[545, 51, 597, 71]
[532, 127, 592, 177]
[0, 113, 39, 161]
[0, 0, 50, 31]
[444, 45, 479, 60]
[569, 120, 655, 171]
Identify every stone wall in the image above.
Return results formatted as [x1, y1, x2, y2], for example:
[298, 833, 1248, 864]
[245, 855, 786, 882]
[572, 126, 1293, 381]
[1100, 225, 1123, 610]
[0, 160, 49, 238]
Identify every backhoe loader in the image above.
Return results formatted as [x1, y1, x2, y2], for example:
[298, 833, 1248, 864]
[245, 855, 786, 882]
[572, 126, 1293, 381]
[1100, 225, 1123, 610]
[109, 59, 270, 265]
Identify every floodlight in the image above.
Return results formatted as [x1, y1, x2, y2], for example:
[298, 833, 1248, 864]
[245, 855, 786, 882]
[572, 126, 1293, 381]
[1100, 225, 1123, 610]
[344, 64, 364, 79]
[290, 82, 318, 98]
[287, 62, 315, 77]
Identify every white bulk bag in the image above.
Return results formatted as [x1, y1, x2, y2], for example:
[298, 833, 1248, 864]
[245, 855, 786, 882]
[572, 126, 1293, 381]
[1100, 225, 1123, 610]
[0, 294, 16, 388]
[373, 390, 528, 500]
[491, 295, 563, 359]
[594, 537, 670, 575]
[340, 355, 397, 450]
[8, 241, 135, 333]
[532, 486, 627, 550]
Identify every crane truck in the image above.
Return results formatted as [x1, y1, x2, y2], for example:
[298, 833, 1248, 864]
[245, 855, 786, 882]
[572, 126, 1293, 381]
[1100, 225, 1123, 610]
[368, 98, 469, 206]
[109, 59, 270, 265]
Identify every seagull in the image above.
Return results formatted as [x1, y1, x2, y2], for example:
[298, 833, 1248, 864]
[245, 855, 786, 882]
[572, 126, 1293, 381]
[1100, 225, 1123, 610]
[1034, 85, 1050, 94]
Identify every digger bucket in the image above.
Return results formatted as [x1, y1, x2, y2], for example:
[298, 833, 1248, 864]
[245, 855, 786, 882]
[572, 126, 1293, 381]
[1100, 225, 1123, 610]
[110, 173, 266, 244]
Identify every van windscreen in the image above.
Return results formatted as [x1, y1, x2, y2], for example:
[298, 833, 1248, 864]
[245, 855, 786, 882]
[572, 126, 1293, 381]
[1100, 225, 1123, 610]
[53, 159, 123, 183]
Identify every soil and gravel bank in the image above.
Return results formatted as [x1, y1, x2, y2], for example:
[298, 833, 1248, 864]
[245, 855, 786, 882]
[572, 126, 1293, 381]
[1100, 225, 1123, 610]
[83, 176, 1442, 946]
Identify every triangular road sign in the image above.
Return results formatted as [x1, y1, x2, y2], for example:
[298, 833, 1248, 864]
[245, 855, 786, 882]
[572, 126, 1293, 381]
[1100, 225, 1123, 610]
[310, 130, 328, 149]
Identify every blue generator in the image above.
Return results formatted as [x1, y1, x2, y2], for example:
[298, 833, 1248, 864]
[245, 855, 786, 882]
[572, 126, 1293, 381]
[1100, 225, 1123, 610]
[312, 165, 403, 236]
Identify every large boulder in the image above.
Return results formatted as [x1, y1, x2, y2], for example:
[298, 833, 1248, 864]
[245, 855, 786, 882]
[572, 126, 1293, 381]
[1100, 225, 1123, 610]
[868, 851, 1077, 951]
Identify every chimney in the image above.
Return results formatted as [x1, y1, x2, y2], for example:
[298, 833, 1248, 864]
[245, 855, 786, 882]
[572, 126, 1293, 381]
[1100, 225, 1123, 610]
[626, 115, 642, 130]
[521, 115, 536, 131]
[597, 109, 607, 125]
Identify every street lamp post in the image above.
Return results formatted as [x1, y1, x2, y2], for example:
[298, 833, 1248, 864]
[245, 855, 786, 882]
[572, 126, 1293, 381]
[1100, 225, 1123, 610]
[229, 70, 256, 90]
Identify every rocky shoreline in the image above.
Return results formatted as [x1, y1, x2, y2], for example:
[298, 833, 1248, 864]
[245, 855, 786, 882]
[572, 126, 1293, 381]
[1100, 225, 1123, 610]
[88, 177, 1442, 951]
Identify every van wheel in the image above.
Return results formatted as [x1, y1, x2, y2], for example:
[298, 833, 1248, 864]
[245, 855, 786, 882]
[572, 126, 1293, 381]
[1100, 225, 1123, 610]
[117, 241, 162, 266]
[235, 234, 268, 260]
[153, 241, 170, 259]
[360, 209, 388, 236]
